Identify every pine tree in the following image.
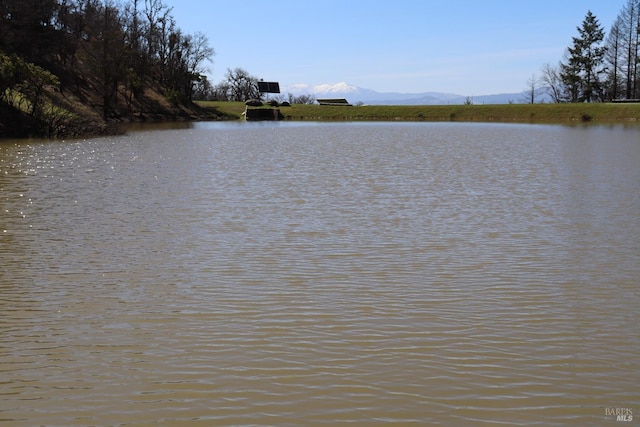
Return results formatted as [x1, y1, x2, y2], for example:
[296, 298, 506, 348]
[561, 11, 607, 102]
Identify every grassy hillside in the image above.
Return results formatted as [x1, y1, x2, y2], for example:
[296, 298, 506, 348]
[0, 70, 225, 139]
[0, 1, 217, 139]
[0, 80, 234, 138]
[197, 101, 640, 124]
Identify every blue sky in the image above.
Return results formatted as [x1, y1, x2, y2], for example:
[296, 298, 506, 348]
[165, 0, 619, 95]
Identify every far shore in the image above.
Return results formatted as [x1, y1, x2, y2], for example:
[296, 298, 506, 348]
[4, 101, 638, 140]
[197, 101, 640, 125]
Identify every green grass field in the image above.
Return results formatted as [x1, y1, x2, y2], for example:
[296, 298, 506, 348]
[197, 101, 640, 124]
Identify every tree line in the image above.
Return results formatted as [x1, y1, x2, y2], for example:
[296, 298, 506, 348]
[536, 1, 640, 103]
[192, 67, 317, 105]
[1, 0, 214, 135]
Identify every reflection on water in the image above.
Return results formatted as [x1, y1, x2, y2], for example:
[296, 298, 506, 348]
[1, 122, 639, 426]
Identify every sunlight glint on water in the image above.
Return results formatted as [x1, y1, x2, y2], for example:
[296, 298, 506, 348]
[1, 122, 638, 426]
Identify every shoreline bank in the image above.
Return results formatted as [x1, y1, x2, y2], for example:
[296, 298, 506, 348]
[198, 101, 640, 125]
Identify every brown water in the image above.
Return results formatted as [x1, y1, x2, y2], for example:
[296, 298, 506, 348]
[1, 122, 638, 426]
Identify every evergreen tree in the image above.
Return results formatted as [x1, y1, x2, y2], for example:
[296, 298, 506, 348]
[560, 51, 582, 102]
[561, 11, 607, 102]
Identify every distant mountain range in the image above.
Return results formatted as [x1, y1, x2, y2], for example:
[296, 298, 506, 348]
[282, 82, 551, 105]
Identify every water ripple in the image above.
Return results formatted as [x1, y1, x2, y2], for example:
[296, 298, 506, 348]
[1, 123, 638, 425]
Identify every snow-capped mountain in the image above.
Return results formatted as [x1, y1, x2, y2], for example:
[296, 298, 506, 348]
[283, 82, 381, 102]
[285, 82, 363, 95]
[281, 82, 550, 105]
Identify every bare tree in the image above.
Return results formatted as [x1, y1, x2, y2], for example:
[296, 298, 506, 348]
[79, 0, 128, 117]
[524, 73, 539, 103]
[605, 16, 624, 100]
[192, 74, 213, 100]
[617, 0, 640, 99]
[222, 67, 260, 101]
[180, 32, 214, 101]
[143, 0, 173, 63]
[540, 63, 563, 103]
[211, 81, 232, 100]
[288, 93, 316, 104]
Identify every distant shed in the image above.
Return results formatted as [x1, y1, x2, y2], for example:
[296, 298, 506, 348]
[317, 98, 352, 106]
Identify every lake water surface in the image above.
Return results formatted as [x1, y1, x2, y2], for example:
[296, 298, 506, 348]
[1, 122, 639, 426]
